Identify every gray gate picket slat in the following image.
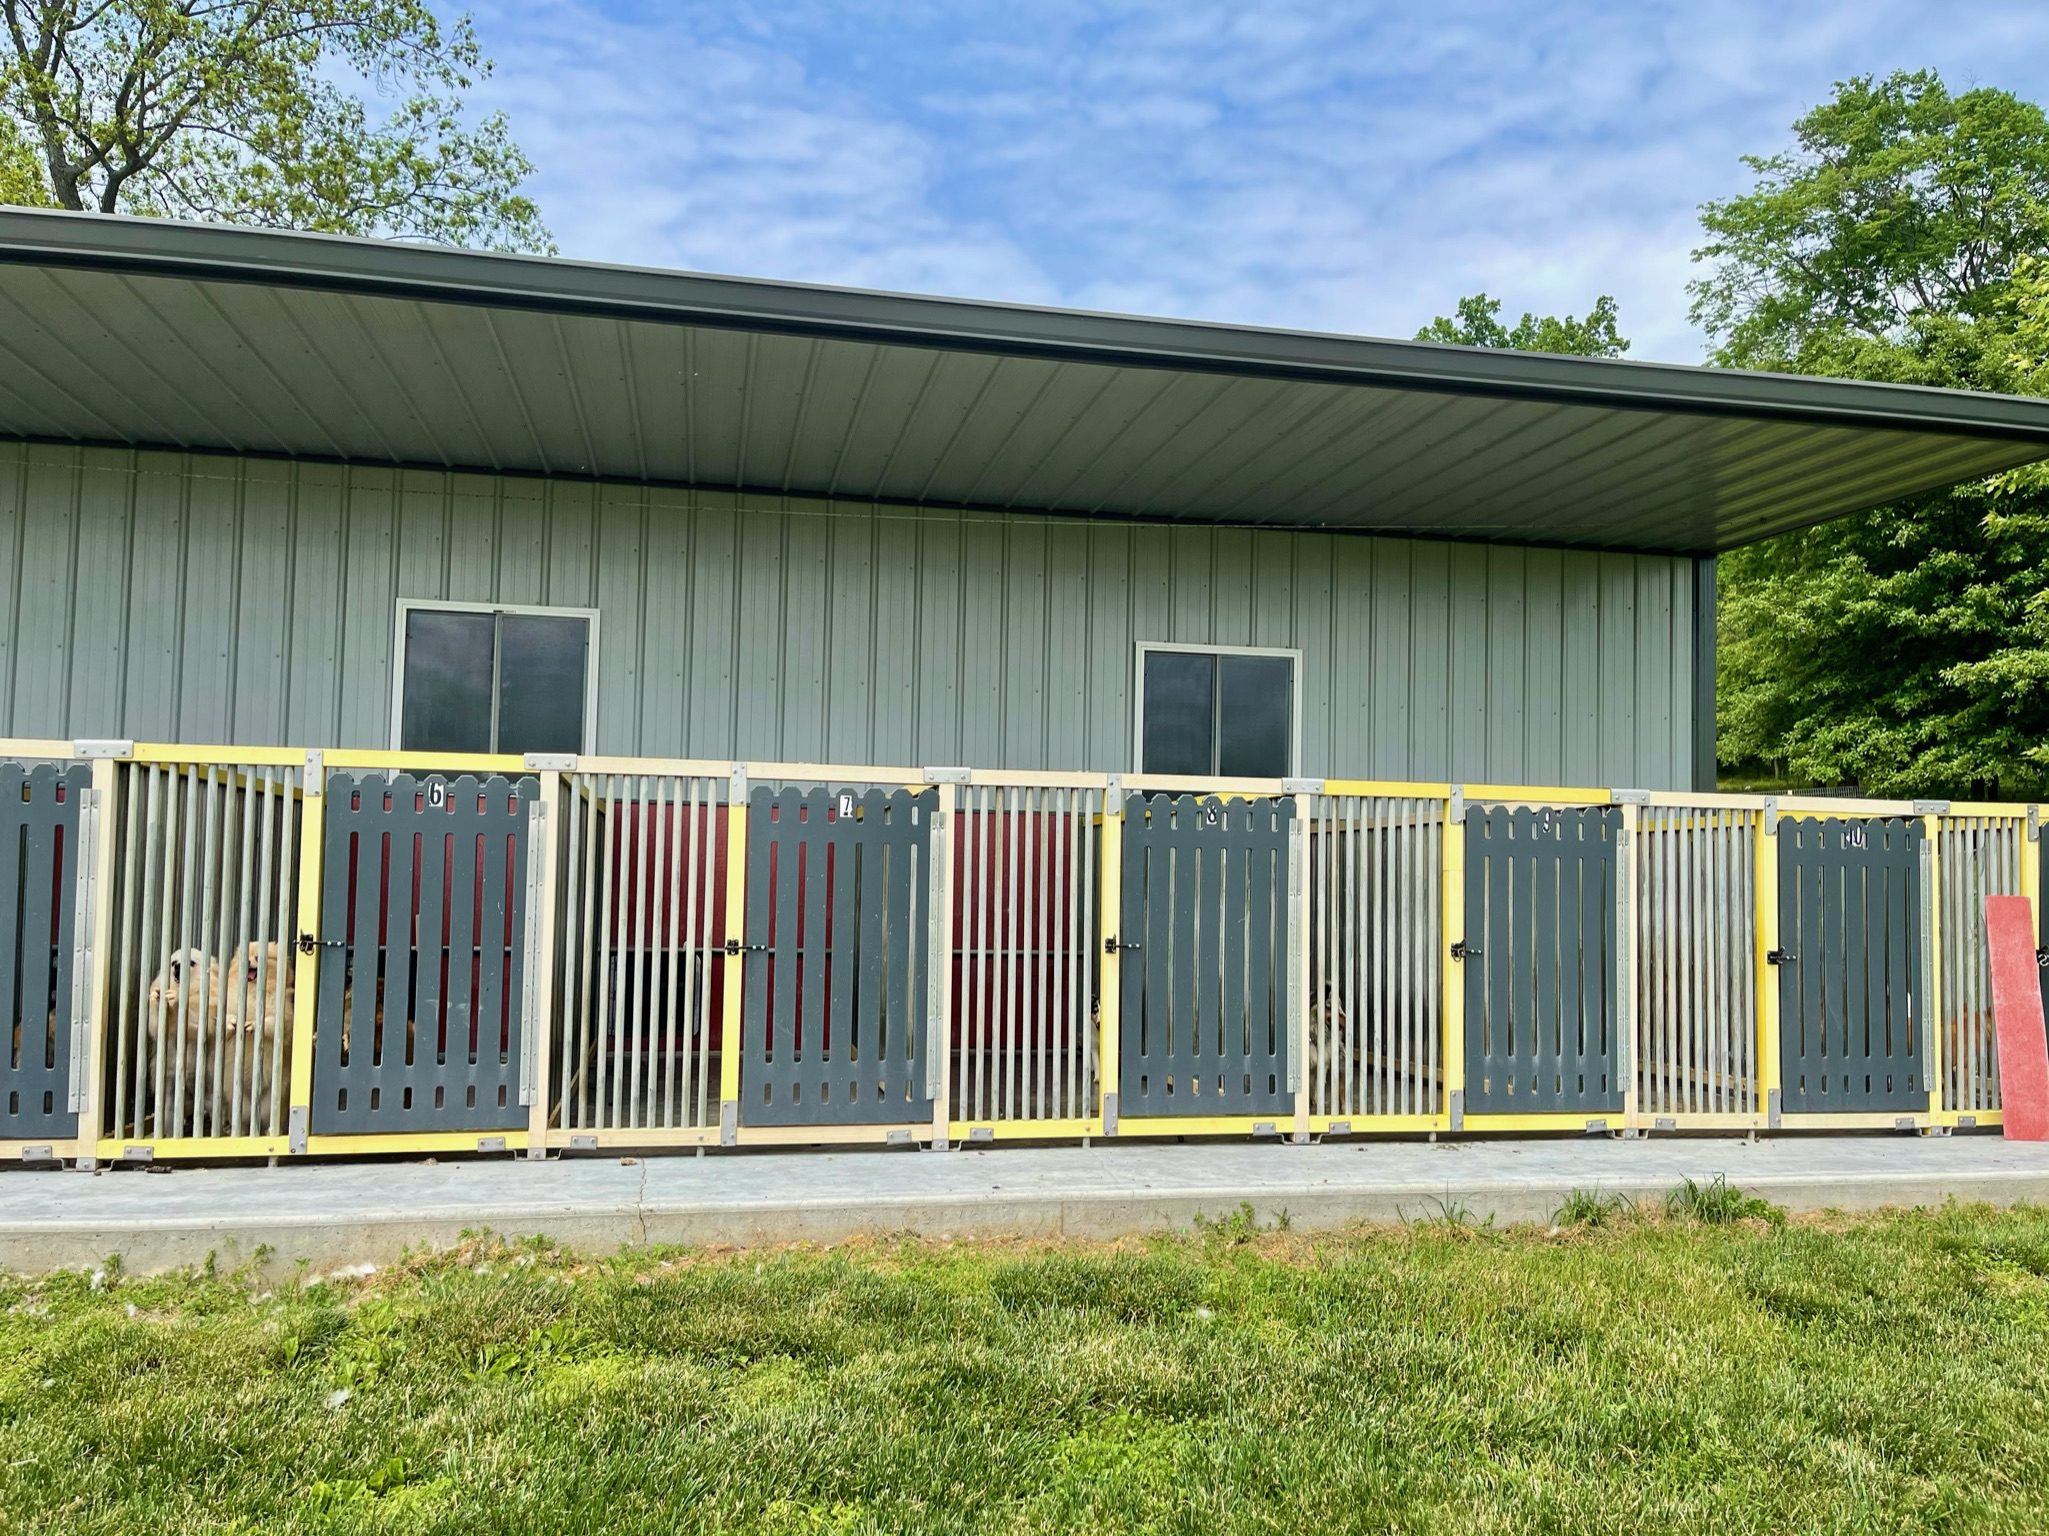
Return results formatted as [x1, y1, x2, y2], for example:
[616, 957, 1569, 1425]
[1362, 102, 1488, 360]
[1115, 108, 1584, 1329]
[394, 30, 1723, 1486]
[474, 780, 513, 1117]
[801, 796, 832, 1105]
[1532, 810, 1560, 1105]
[879, 790, 914, 1114]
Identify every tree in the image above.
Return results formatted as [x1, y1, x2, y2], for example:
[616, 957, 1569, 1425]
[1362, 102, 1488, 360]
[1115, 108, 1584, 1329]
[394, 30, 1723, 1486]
[1697, 71, 2049, 798]
[0, 1, 549, 251]
[1417, 292, 1629, 357]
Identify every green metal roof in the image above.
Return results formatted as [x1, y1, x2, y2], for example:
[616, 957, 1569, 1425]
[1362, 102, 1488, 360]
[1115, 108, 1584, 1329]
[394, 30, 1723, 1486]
[2, 206, 2046, 555]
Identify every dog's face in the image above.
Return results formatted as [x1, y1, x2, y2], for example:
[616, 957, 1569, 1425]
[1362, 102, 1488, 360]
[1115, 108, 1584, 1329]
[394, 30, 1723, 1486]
[223, 941, 290, 1032]
[147, 948, 220, 1023]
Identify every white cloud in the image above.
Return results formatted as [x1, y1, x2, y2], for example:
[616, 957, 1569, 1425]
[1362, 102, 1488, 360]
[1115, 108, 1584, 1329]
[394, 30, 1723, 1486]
[471, 0, 2049, 361]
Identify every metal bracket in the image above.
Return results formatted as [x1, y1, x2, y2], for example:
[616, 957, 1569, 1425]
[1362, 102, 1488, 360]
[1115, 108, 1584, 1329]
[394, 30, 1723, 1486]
[1281, 777, 1324, 795]
[1910, 799, 1950, 816]
[478, 1136, 509, 1153]
[1448, 784, 1465, 822]
[20, 1145, 54, 1163]
[1767, 1087, 1782, 1129]
[70, 738, 132, 759]
[729, 763, 749, 800]
[288, 1105, 308, 1155]
[2030, 804, 2041, 842]
[1762, 795, 1778, 836]
[1584, 1118, 1609, 1135]
[921, 765, 971, 784]
[885, 1129, 915, 1147]
[121, 1144, 154, 1162]
[1326, 1120, 1351, 1137]
[568, 1134, 598, 1151]
[1893, 1117, 1919, 1132]
[1102, 1091, 1119, 1136]
[66, 786, 100, 1113]
[1958, 1114, 1978, 1129]
[967, 1126, 994, 1143]
[1253, 1121, 1279, 1137]
[1654, 1117, 1677, 1132]
[720, 1100, 737, 1146]
[304, 748, 325, 795]
[524, 752, 576, 771]
[1609, 787, 1650, 805]
[518, 799, 548, 1107]
[1448, 1090, 1464, 1133]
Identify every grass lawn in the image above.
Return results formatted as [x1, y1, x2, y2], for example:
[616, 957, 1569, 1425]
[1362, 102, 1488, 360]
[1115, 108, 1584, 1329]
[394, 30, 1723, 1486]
[5, 1190, 2049, 1534]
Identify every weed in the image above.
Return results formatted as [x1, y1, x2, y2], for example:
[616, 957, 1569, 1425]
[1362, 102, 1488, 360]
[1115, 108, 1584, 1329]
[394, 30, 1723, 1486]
[1554, 1189, 1628, 1228]
[1665, 1174, 1785, 1226]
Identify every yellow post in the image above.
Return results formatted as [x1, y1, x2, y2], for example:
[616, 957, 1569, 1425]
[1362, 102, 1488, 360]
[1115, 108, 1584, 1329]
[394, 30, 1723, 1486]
[525, 769, 563, 1158]
[1442, 789, 1466, 1131]
[1617, 800, 1640, 1133]
[1098, 786, 1124, 1133]
[286, 751, 325, 1153]
[1926, 812, 1943, 1125]
[717, 771, 748, 1145]
[73, 756, 121, 1166]
[1756, 805, 1780, 1128]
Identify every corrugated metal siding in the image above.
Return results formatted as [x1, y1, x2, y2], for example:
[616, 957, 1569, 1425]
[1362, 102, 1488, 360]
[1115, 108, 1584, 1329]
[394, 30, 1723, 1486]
[0, 443, 1697, 786]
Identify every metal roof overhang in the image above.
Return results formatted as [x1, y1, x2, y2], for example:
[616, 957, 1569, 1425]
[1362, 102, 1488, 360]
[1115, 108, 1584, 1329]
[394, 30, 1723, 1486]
[2, 207, 2047, 555]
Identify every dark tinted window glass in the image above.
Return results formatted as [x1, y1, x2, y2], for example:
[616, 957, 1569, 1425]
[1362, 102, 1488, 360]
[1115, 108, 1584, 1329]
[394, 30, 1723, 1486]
[1217, 654, 1293, 776]
[497, 614, 588, 755]
[400, 609, 494, 753]
[1141, 650, 1215, 775]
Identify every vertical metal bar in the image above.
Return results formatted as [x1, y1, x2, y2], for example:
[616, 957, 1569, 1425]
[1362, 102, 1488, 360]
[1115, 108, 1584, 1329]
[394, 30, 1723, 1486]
[250, 771, 280, 1137]
[1003, 788, 1020, 1121]
[593, 774, 617, 1129]
[964, 786, 981, 1122]
[113, 764, 146, 1143]
[558, 776, 582, 1131]
[661, 778, 681, 1128]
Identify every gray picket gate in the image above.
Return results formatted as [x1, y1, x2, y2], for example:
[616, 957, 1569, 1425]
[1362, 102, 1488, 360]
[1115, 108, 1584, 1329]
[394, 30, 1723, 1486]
[2, 761, 89, 1141]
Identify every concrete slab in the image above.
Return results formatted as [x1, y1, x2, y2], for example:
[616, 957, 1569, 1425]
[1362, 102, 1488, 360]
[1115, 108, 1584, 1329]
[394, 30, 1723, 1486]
[5, 1135, 2049, 1277]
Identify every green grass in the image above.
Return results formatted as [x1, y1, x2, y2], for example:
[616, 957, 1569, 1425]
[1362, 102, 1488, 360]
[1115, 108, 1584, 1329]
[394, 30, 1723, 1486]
[7, 1195, 2049, 1533]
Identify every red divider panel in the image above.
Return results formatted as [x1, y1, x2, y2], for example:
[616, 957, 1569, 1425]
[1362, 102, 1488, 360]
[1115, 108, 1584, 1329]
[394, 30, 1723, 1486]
[1987, 894, 2049, 1141]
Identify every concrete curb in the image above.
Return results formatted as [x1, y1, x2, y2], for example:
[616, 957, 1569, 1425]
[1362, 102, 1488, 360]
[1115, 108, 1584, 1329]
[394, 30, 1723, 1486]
[6, 1145, 2049, 1277]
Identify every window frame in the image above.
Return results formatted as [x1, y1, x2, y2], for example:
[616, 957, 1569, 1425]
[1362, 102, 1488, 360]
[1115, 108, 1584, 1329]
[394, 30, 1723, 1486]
[1131, 640, 1303, 777]
[389, 598, 601, 755]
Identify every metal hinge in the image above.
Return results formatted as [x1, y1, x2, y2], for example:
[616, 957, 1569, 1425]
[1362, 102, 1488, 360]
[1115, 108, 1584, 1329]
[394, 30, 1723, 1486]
[1104, 936, 1140, 954]
[1449, 940, 1479, 961]
[1767, 948, 1796, 966]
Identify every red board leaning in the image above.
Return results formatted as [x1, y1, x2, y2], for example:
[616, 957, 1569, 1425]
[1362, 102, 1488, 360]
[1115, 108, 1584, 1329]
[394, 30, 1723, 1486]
[1986, 894, 2049, 1141]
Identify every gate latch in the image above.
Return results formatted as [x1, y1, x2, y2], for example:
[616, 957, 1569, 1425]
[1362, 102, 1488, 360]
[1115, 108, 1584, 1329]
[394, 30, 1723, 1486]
[1104, 936, 1141, 954]
[295, 931, 316, 957]
[1449, 940, 1479, 961]
[722, 939, 770, 956]
[1767, 948, 1796, 966]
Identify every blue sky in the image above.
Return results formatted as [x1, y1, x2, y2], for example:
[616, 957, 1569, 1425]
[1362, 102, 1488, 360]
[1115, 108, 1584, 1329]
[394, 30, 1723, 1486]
[466, 1, 2049, 362]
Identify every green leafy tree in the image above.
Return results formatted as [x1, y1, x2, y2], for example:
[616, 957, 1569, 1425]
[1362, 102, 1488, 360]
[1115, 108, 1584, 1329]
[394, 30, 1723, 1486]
[0, 1, 549, 251]
[1697, 71, 2049, 797]
[1417, 292, 1629, 357]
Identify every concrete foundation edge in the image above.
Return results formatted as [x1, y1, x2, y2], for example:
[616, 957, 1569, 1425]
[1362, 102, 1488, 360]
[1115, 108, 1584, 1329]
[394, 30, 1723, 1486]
[8, 1168, 2049, 1278]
